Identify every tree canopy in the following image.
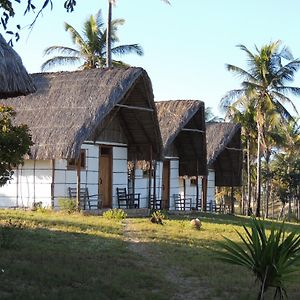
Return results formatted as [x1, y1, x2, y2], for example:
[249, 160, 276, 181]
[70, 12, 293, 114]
[0, 106, 32, 186]
[0, 0, 77, 45]
[41, 10, 143, 71]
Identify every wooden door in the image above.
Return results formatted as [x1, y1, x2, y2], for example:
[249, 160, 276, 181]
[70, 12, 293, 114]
[99, 146, 112, 208]
[162, 160, 170, 209]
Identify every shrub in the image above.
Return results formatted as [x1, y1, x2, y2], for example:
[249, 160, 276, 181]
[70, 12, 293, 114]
[0, 219, 23, 249]
[103, 208, 127, 220]
[216, 218, 300, 299]
[150, 210, 167, 225]
[58, 198, 77, 213]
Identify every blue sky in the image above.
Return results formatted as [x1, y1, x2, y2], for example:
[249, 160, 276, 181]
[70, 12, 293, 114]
[6, 0, 300, 116]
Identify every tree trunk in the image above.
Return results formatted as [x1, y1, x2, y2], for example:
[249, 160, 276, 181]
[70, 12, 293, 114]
[247, 136, 252, 215]
[256, 125, 262, 217]
[279, 202, 286, 220]
[106, 1, 112, 68]
[231, 186, 234, 214]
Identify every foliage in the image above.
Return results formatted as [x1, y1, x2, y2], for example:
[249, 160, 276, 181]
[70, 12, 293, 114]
[103, 208, 127, 220]
[58, 198, 77, 214]
[217, 218, 300, 299]
[0, 1, 75, 45]
[31, 201, 50, 213]
[222, 41, 300, 217]
[0, 106, 33, 187]
[150, 210, 168, 225]
[205, 107, 223, 122]
[0, 218, 23, 249]
[41, 9, 143, 71]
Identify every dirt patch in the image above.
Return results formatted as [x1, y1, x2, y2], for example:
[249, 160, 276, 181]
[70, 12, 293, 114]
[123, 219, 211, 300]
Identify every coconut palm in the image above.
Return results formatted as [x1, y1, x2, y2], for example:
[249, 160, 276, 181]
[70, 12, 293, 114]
[227, 99, 257, 215]
[221, 41, 300, 217]
[205, 107, 223, 122]
[41, 9, 143, 71]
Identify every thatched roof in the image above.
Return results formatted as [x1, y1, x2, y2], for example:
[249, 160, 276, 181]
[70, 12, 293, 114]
[206, 122, 242, 186]
[0, 34, 36, 98]
[0, 67, 162, 161]
[155, 100, 207, 176]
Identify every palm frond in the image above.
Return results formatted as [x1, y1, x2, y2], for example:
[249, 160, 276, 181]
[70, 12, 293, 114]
[64, 22, 86, 48]
[216, 218, 300, 299]
[220, 89, 246, 111]
[111, 44, 144, 56]
[226, 64, 257, 82]
[41, 56, 81, 71]
[43, 46, 79, 56]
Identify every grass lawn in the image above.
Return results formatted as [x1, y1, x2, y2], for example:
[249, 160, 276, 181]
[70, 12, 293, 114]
[0, 210, 299, 300]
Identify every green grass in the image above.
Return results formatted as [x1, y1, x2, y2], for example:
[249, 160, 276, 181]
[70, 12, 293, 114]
[0, 210, 299, 300]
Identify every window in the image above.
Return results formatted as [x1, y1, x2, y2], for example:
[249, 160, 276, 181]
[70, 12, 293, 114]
[67, 150, 86, 169]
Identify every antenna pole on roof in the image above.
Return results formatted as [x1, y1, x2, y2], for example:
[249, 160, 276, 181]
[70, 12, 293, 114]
[106, 0, 113, 68]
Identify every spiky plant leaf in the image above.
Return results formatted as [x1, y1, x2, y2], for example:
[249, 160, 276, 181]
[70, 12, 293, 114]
[216, 218, 300, 299]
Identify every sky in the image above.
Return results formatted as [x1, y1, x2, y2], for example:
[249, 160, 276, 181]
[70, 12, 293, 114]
[5, 0, 300, 117]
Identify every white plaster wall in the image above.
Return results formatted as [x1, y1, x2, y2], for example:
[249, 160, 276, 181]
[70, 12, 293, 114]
[207, 169, 216, 209]
[0, 143, 131, 210]
[184, 177, 202, 208]
[169, 159, 179, 210]
[0, 160, 52, 208]
[134, 161, 163, 208]
[178, 176, 202, 210]
[53, 143, 99, 208]
[112, 146, 128, 208]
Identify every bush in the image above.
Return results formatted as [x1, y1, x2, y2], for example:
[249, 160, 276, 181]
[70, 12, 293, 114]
[58, 198, 77, 213]
[0, 219, 23, 249]
[150, 210, 167, 225]
[217, 218, 300, 299]
[103, 208, 127, 220]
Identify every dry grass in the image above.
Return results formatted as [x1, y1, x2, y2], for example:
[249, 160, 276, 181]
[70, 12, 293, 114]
[0, 210, 299, 299]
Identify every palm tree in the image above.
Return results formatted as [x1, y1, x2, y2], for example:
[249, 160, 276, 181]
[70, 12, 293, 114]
[221, 41, 300, 217]
[226, 99, 257, 215]
[41, 9, 143, 71]
[205, 107, 223, 122]
[106, 0, 170, 67]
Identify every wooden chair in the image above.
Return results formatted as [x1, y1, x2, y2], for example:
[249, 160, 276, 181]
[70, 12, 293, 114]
[116, 188, 140, 209]
[150, 195, 162, 210]
[68, 187, 102, 210]
[173, 194, 192, 211]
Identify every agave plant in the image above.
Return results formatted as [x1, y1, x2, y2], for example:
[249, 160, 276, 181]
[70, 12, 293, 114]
[217, 218, 300, 299]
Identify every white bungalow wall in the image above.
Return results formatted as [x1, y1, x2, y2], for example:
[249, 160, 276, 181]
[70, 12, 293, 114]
[0, 142, 129, 209]
[111, 146, 128, 208]
[207, 169, 216, 206]
[0, 160, 52, 208]
[145, 158, 180, 210]
[168, 159, 179, 209]
[54, 143, 129, 209]
[179, 177, 202, 209]
[134, 161, 163, 208]
[53, 143, 100, 208]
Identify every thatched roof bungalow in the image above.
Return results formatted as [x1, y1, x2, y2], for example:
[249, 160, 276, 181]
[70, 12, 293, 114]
[206, 122, 242, 187]
[0, 67, 163, 209]
[156, 100, 207, 176]
[151, 100, 207, 210]
[0, 67, 162, 161]
[0, 34, 36, 98]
